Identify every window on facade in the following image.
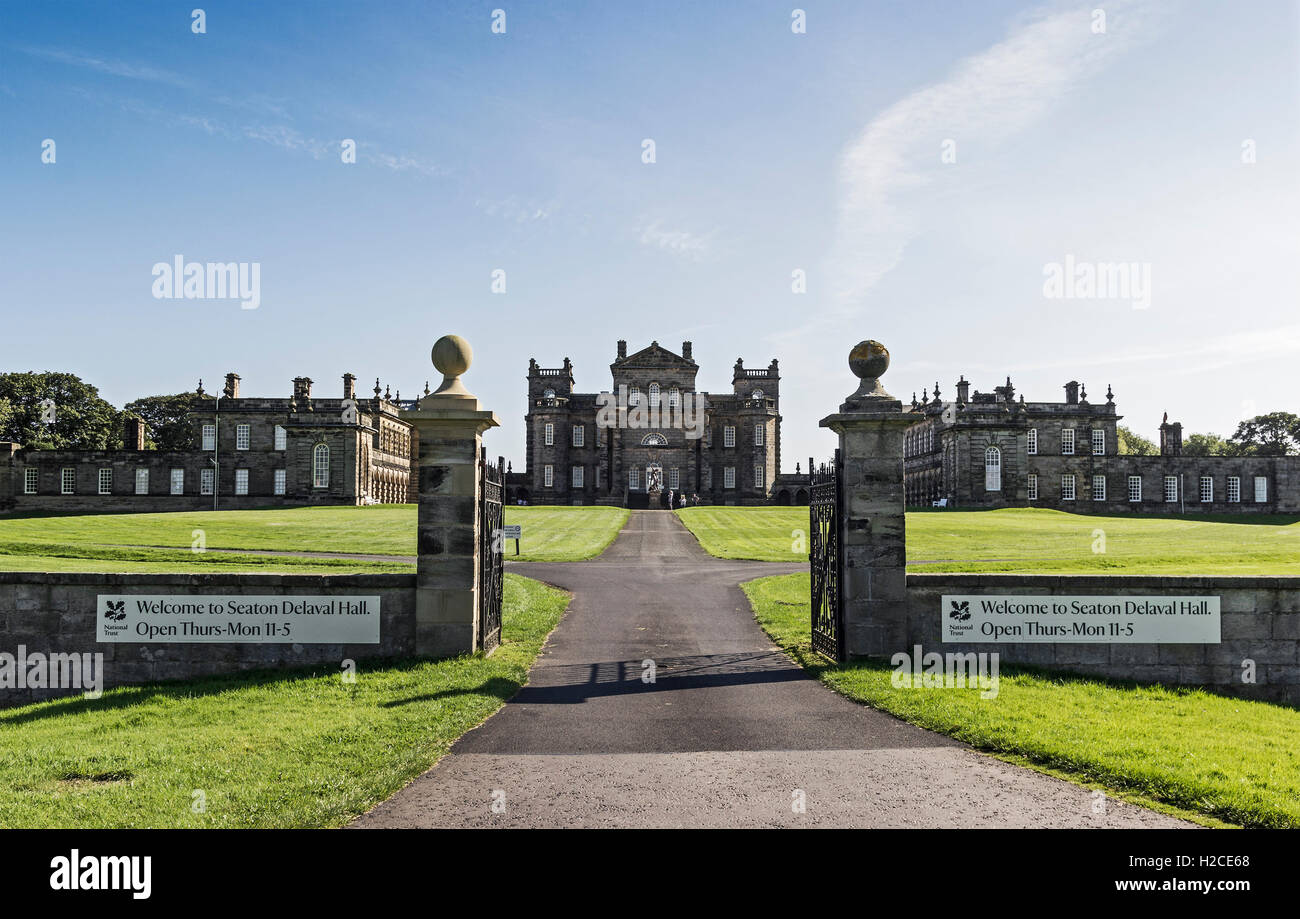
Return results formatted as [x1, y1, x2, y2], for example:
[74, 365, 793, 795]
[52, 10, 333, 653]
[1061, 429, 1075, 455]
[200, 468, 214, 495]
[984, 446, 1001, 491]
[544, 423, 554, 446]
[135, 468, 149, 495]
[724, 467, 736, 489]
[313, 444, 330, 488]
[595, 466, 602, 489]
[543, 388, 555, 403]
[752, 389, 764, 402]
[724, 425, 736, 447]
[668, 468, 679, 490]
[1128, 475, 1142, 502]
[543, 465, 554, 488]
[1027, 473, 1038, 501]
[1255, 476, 1268, 503]
[202, 424, 216, 451]
[1164, 475, 1178, 503]
[274, 425, 287, 451]
[1061, 474, 1076, 501]
[703, 466, 713, 489]
[1199, 476, 1213, 503]
[98, 468, 112, 495]
[23, 468, 38, 494]
[61, 467, 76, 494]
[1092, 474, 1106, 501]
[641, 432, 667, 446]
[1092, 429, 1105, 456]
[1227, 476, 1241, 503]
[754, 464, 764, 489]
[572, 425, 584, 447]
[169, 468, 184, 495]
[236, 424, 250, 450]
[754, 425, 764, 447]
[235, 469, 249, 495]
[629, 467, 640, 489]
[628, 386, 641, 406]
[274, 469, 286, 495]
[1027, 429, 1038, 455]
[571, 466, 583, 488]
[648, 382, 660, 408]
[669, 388, 680, 408]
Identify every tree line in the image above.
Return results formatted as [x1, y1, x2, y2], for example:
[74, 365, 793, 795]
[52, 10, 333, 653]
[1118, 412, 1300, 457]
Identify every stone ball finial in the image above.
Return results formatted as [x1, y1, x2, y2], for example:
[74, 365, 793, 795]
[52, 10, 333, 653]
[429, 334, 476, 399]
[840, 339, 899, 411]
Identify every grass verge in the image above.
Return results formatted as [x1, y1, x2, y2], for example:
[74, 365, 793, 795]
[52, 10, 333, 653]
[0, 573, 568, 828]
[743, 571, 1300, 829]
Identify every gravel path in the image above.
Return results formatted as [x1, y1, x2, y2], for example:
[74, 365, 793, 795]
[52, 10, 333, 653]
[351, 511, 1191, 828]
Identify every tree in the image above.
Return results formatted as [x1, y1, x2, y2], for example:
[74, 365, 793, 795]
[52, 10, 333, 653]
[123, 392, 202, 451]
[0, 372, 121, 450]
[1230, 411, 1300, 456]
[1183, 432, 1232, 456]
[1116, 425, 1158, 456]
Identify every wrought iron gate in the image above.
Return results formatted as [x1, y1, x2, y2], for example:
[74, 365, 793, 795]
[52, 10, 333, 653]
[478, 448, 505, 652]
[809, 448, 844, 662]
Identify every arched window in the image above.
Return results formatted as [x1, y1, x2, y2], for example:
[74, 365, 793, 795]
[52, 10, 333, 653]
[641, 432, 668, 446]
[542, 388, 555, 404]
[984, 446, 1001, 492]
[313, 443, 330, 488]
[648, 382, 660, 408]
[752, 389, 764, 402]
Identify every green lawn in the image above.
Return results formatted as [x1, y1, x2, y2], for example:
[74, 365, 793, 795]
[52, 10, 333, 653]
[0, 504, 628, 573]
[743, 572, 1300, 828]
[679, 506, 1300, 575]
[0, 573, 568, 828]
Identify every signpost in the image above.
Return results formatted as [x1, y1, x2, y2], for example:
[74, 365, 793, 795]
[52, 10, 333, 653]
[501, 524, 521, 555]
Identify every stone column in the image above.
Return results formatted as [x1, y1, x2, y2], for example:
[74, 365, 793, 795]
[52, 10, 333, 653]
[401, 335, 500, 656]
[819, 340, 914, 658]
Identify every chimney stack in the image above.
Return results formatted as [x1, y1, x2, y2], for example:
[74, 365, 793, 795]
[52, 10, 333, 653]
[1159, 415, 1183, 456]
[617, 340, 627, 360]
[292, 377, 313, 406]
[223, 372, 241, 399]
[343, 373, 356, 400]
[123, 415, 146, 451]
[682, 341, 693, 361]
[956, 376, 970, 404]
[1064, 380, 1080, 405]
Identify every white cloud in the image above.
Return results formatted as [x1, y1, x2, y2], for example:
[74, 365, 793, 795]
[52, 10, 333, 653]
[637, 220, 715, 260]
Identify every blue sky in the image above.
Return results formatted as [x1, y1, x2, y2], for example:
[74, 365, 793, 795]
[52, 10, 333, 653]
[1, 0, 1297, 466]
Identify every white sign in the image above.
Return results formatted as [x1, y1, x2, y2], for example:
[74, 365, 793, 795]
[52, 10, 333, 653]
[97, 595, 381, 644]
[942, 595, 1220, 644]
[501, 525, 522, 539]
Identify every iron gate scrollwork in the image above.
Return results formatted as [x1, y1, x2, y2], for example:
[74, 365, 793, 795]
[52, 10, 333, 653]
[478, 448, 505, 652]
[809, 448, 844, 662]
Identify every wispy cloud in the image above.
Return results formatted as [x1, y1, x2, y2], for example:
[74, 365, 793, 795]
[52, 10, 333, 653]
[637, 220, 715, 260]
[19, 45, 198, 89]
[828, 0, 1161, 308]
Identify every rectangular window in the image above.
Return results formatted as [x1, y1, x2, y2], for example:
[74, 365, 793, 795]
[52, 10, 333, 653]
[274, 425, 287, 451]
[1227, 476, 1241, 503]
[62, 467, 76, 495]
[724, 425, 736, 448]
[1027, 473, 1038, 501]
[544, 424, 554, 446]
[543, 465, 554, 488]
[135, 468, 149, 495]
[274, 469, 286, 495]
[571, 465, 583, 488]
[629, 467, 640, 489]
[1255, 476, 1268, 503]
[1061, 429, 1075, 455]
[1027, 429, 1038, 455]
[1164, 475, 1178, 503]
[235, 469, 249, 495]
[1128, 475, 1142, 502]
[1092, 429, 1105, 456]
[703, 466, 712, 490]
[200, 468, 214, 495]
[1199, 475, 1213, 503]
[98, 468, 112, 495]
[1092, 474, 1106, 501]
[202, 424, 216, 451]
[170, 468, 184, 495]
[236, 424, 250, 450]
[1061, 474, 1076, 501]
[724, 466, 736, 489]
[595, 466, 602, 489]
[754, 425, 764, 447]
[23, 468, 38, 494]
[669, 389, 680, 408]
[572, 425, 584, 447]
[754, 464, 764, 488]
[668, 468, 679, 490]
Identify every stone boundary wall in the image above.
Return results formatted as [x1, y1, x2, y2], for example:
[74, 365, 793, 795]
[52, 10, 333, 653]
[0, 572, 416, 708]
[906, 574, 1300, 703]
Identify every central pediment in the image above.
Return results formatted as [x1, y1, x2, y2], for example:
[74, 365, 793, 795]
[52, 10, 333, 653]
[613, 340, 696, 369]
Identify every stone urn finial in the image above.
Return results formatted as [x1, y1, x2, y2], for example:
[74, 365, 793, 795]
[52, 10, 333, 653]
[841, 339, 899, 411]
[429, 334, 475, 399]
